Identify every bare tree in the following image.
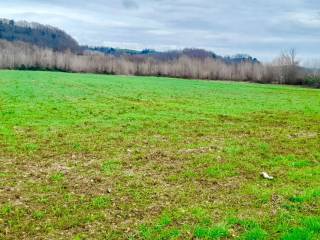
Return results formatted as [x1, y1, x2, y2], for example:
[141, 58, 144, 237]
[275, 48, 299, 84]
[1, 40, 317, 87]
[304, 59, 320, 77]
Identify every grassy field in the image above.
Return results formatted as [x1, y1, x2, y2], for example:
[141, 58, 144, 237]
[0, 70, 319, 240]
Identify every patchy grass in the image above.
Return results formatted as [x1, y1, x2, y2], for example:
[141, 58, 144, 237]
[0, 70, 319, 239]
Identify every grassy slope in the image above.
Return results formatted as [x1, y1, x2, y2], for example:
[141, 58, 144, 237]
[0, 70, 319, 240]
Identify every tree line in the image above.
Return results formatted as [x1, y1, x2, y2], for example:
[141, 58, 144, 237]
[0, 40, 319, 87]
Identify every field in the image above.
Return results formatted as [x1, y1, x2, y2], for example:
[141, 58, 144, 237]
[0, 70, 319, 240]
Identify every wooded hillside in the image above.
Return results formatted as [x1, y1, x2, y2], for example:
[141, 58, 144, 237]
[0, 19, 80, 52]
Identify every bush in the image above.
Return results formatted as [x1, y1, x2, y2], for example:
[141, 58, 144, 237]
[303, 76, 320, 88]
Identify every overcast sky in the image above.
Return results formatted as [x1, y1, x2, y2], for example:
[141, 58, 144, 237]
[1, 0, 320, 61]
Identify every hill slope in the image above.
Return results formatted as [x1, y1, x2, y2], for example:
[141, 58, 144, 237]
[0, 70, 319, 239]
[0, 18, 259, 63]
[86, 46, 259, 63]
[0, 19, 80, 52]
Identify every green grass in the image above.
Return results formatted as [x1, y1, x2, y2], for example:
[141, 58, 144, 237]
[0, 70, 319, 239]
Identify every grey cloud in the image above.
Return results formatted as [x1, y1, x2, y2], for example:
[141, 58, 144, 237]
[0, 0, 320, 61]
[122, 0, 139, 9]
